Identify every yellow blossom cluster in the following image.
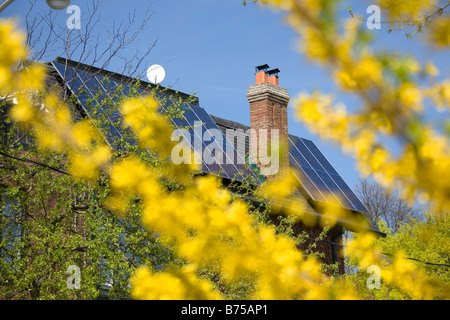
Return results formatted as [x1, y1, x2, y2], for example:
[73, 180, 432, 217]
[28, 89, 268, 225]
[121, 96, 175, 158]
[110, 159, 353, 299]
[425, 80, 450, 111]
[379, 0, 438, 21]
[131, 266, 221, 300]
[294, 90, 450, 211]
[428, 15, 450, 48]
[11, 91, 111, 181]
[1, 26, 111, 181]
[256, 0, 450, 212]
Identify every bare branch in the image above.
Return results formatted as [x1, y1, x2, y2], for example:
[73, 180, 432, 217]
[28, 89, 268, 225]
[355, 178, 422, 233]
[24, 0, 156, 80]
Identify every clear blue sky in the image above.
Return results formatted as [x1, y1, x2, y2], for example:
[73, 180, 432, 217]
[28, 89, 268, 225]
[2, 0, 449, 190]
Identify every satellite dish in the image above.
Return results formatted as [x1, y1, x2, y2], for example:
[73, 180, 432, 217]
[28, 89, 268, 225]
[46, 0, 71, 10]
[147, 64, 165, 84]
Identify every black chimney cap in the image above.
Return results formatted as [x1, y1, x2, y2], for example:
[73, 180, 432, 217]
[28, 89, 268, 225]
[267, 68, 280, 76]
[255, 64, 270, 73]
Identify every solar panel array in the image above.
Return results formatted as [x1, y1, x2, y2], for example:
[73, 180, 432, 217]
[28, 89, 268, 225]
[288, 135, 368, 213]
[52, 60, 367, 213]
[51, 61, 259, 182]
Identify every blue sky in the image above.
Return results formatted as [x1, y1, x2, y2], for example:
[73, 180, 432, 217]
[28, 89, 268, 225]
[2, 0, 449, 191]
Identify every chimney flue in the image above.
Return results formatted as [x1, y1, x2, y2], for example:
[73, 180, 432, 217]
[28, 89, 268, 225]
[267, 68, 280, 86]
[247, 65, 289, 177]
[255, 64, 270, 84]
[253, 65, 281, 86]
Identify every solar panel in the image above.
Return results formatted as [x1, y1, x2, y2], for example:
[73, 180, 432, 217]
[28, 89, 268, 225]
[288, 135, 368, 213]
[159, 100, 260, 182]
[52, 61, 260, 182]
[52, 61, 139, 150]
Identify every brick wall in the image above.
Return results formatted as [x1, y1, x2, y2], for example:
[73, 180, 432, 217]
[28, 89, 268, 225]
[247, 80, 290, 174]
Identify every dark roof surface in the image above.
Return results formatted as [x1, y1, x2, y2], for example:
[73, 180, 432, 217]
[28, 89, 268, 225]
[210, 115, 251, 157]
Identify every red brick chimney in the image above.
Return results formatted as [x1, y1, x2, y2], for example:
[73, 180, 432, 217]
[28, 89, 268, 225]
[247, 65, 289, 176]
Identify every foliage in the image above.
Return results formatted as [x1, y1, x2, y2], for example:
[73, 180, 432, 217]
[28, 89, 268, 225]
[355, 178, 422, 233]
[377, 212, 450, 288]
[345, 212, 450, 299]
[0, 101, 177, 299]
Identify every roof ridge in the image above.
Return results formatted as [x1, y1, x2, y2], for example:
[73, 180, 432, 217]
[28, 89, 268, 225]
[50, 57, 198, 104]
[209, 114, 250, 131]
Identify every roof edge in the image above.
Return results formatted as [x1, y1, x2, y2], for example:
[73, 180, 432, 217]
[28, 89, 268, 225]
[51, 57, 199, 106]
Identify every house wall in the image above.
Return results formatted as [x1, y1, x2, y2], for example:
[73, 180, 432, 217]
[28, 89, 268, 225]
[292, 223, 345, 275]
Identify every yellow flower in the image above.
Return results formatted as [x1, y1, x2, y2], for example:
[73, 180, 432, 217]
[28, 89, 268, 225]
[109, 157, 156, 194]
[302, 28, 329, 62]
[0, 65, 12, 92]
[69, 145, 111, 180]
[370, 147, 389, 172]
[399, 82, 423, 112]
[425, 80, 450, 111]
[425, 61, 439, 77]
[104, 193, 130, 215]
[71, 120, 100, 148]
[121, 95, 175, 157]
[9, 102, 35, 123]
[17, 63, 46, 92]
[259, 168, 299, 199]
[428, 15, 450, 48]
[0, 20, 25, 66]
[131, 266, 221, 300]
[33, 124, 63, 151]
[319, 198, 346, 227]
[334, 54, 383, 91]
[380, 0, 437, 20]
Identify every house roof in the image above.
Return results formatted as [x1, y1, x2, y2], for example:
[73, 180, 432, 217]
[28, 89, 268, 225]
[45, 57, 383, 236]
[210, 114, 382, 235]
[49, 57, 199, 106]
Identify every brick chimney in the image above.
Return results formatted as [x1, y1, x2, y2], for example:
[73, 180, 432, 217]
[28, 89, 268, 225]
[247, 65, 289, 176]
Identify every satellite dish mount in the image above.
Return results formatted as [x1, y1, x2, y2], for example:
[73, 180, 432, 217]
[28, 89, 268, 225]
[147, 64, 166, 84]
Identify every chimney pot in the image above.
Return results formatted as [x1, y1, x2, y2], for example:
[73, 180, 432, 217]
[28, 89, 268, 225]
[254, 65, 281, 86]
[255, 64, 270, 84]
[255, 70, 268, 84]
[267, 68, 280, 86]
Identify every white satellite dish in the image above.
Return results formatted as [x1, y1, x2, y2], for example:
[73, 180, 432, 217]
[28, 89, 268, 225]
[147, 64, 165, 84]
[46, 0, 71, 10]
